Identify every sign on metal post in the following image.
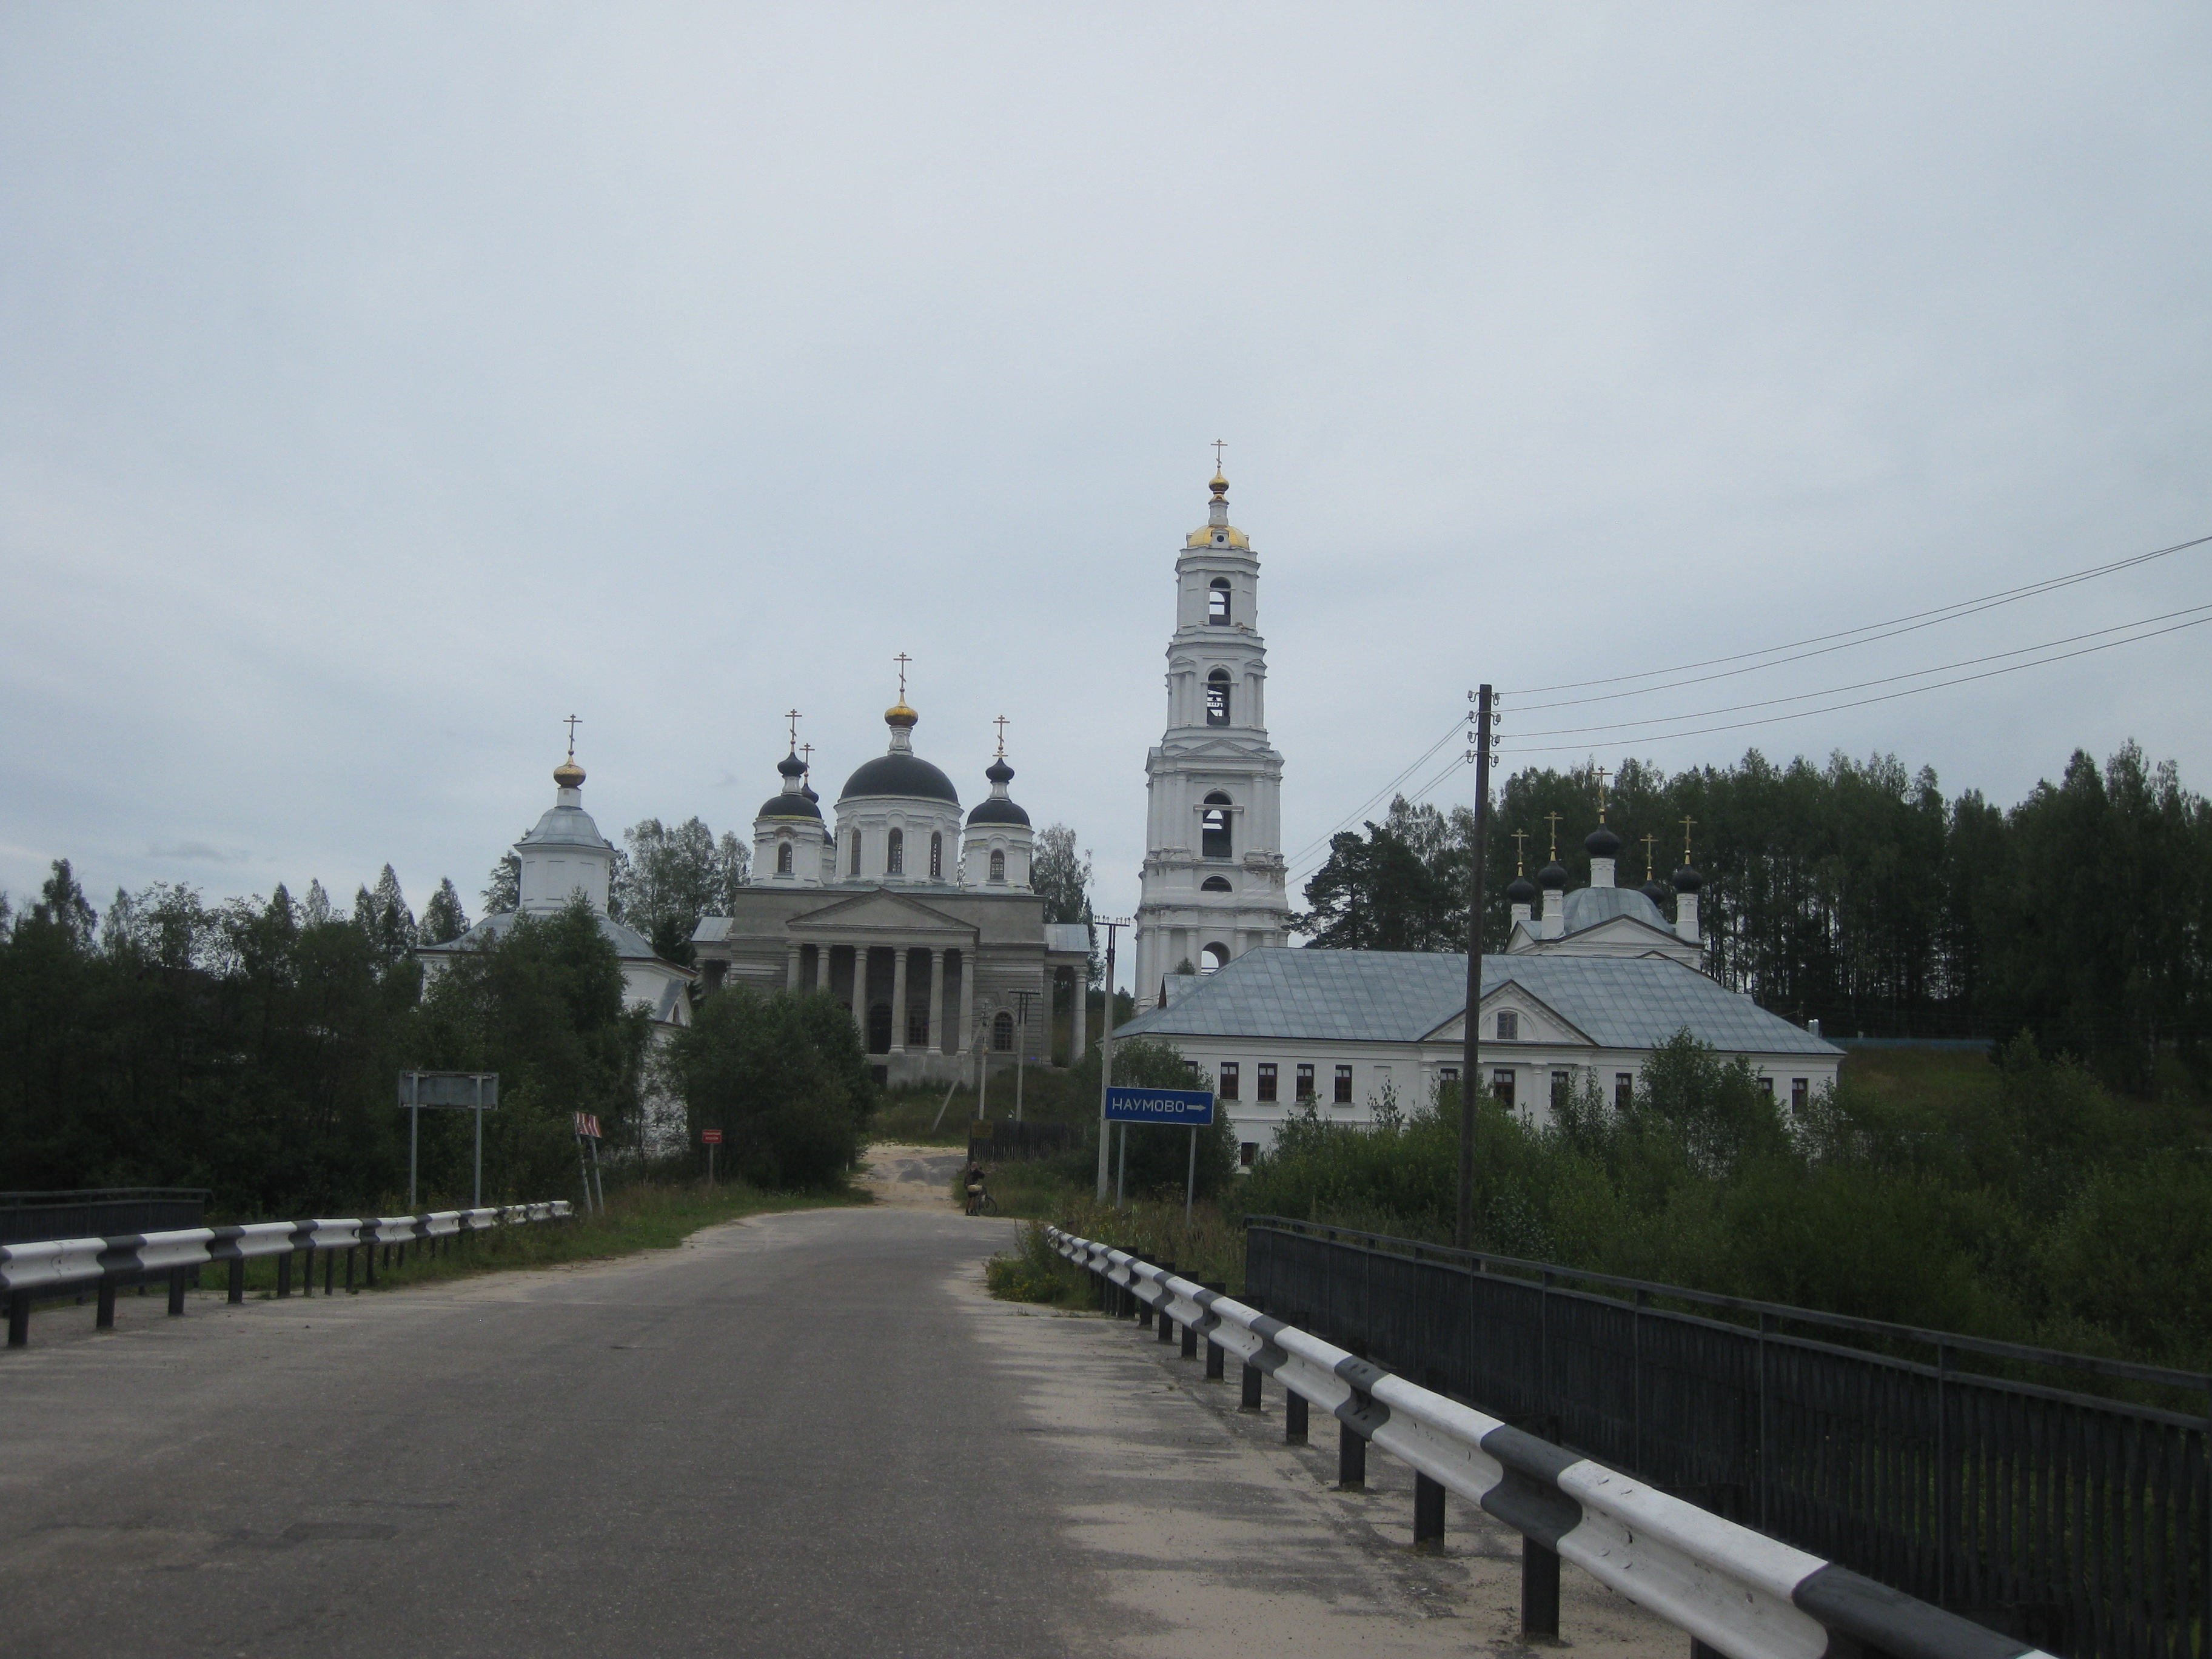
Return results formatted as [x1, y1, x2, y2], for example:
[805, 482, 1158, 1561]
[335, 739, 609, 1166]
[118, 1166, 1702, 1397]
[701, 1128, 722, 1188]
[1104, 1087, 1215, 1125]
[571, 1114, 605, 1216]
[398, 1071, 499, 1212]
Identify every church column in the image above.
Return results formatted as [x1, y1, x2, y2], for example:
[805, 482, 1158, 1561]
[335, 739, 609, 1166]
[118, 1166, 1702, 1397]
[927, 949, 945, 1053]
[957, 947, 975, 1051]
[786, 944, 802, 990]
[890, 946, 910, 1053]
[1071, 966, 1088, 1066]
[847, 946, 867, 1037]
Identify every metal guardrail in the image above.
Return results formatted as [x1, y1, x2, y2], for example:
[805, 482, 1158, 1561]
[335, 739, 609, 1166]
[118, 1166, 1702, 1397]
[0, 1188, 212, 1246]
[1245, 1217, 2210, 1659]
[1051, 1225, 2055, 1659]
[0, 1202, 574, 1349]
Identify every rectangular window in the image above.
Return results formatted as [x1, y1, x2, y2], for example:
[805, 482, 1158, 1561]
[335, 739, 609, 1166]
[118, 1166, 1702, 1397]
[1791, 1078, 1809, 1113]
[1551, 1070, 1570, 1108]
[849, 833, 862, 876]
[1615, 1072, 1634, 1110]
[1219, 1062, 1239, 1101]
[1257, 1063, 1278, 1103]
[1239, 1141, 1257, 1168]
[907, 1012, 930, 1048]
[1495, 1010, 1519, 1041]
[1333, 1065, 1353, 1104]
[1759, 1075, 1774, 1098]
[1490, 1069, 1515, 1110]
[1295, 1063, 1315, 1101]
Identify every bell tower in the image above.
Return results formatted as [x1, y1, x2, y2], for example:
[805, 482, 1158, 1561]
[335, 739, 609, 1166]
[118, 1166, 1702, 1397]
[1133, 466, 1290, 1002]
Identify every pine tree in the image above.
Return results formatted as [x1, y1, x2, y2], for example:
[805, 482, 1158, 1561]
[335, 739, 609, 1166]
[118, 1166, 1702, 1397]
[33, 860, 98, 948]
[302, 879, 334, 927]
[370, 865, 417, 958]
[481, 850, 521, 914]
[420, 877, 470, 945]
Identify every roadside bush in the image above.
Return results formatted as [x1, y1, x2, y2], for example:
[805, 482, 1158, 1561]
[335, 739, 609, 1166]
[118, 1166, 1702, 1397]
[662, 988, 867, 1189]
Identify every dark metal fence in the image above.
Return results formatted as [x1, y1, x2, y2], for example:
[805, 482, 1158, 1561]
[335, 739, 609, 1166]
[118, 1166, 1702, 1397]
[0, 1189, 210, 1247]
[1245, 1217, 2211, 1659]
[967, 1121, 1078, 1163]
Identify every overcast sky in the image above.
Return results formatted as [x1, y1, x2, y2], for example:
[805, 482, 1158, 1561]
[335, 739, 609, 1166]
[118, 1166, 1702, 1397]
[4, 5, 2208, 973]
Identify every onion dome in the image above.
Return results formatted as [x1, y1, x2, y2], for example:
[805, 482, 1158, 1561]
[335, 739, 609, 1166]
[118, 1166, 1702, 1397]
[554, 757, 585, 789]
[967, 755, 1030, 826]
[1506, 873, 1537, 905]
[759, 750, 822, 821]
[1584, 825, 1621, 859]
[1672, 863, 1705, 894]
[1537, 860, 1569, 891]
[840, 702, 960, 805]
[1641, 878, 1671, 908]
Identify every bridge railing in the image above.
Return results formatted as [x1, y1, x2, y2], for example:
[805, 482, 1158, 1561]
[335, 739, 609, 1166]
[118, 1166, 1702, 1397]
[1054, 1224, 2055, 1659]
[0, 1202, 575, 1348]
[1244, 1216, 2210, 1659]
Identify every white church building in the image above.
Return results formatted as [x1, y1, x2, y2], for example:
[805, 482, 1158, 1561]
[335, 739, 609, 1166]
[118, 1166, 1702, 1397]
[1114, 473, 1841, 1164]
[415, 751, 697, 1033]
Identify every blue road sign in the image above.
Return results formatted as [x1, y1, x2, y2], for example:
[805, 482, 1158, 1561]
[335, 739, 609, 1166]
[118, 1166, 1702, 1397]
[1104, 1086, 1215, 1126]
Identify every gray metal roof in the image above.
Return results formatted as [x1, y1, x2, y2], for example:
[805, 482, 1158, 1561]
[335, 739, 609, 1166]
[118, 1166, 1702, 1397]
[419, 908, 673, 968]
[515, 803, 611, 850]
[1044, 922, 1093, 954]
[1562, 886, 1670, 934]
[1113, 947, 1840, 1056]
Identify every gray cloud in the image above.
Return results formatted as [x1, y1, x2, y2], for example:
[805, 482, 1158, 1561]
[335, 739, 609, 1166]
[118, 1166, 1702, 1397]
[2, 5, 2208, 973]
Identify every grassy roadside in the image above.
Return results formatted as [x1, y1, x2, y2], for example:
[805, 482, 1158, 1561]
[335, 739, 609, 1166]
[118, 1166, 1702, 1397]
[211, 1180, 872, 1300]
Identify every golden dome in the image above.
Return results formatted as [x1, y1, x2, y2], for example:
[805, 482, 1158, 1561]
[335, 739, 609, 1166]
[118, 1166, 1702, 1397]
[1210, 469, 1229, 498]
[554, 759, 586, 788]
[1185, 523, 1251, 549]
[884, 702, 919, 729]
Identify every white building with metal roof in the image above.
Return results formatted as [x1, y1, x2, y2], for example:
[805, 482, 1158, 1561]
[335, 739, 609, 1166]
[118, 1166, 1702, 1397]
[1114, 946, 1842, 1164]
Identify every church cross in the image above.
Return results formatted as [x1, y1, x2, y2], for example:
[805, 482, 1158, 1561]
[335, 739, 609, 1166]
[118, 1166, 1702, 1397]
[893, 652, 911, 702]
[993, 714, 1009, 757]
[1211, 438, 1227, 470]
[800, 742, 814, 776]
[1543, 811, 1562, 859]
[785, 708, 802, 749]
[563, 714, 581, 760]
[1510, 828, 1529, 876]
[1594, 765, 1610, 822]
[1641, 833, 1658, 882]
[1680, 816, 1697, 865]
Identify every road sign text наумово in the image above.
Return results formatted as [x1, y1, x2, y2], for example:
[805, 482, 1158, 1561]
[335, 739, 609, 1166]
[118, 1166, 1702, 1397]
[1104, 1087, 1215, 1126]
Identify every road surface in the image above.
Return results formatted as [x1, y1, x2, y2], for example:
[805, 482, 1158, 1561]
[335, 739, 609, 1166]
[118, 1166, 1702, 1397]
[0, 1176, 1674, 1657]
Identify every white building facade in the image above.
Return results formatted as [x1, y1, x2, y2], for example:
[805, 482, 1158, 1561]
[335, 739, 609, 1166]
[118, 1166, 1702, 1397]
[1132, 470, 1292, 1002]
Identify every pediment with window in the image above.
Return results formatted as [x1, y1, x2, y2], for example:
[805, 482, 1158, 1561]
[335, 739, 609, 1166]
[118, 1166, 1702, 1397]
[1425, 984, 1592, 1047]
[785, 890, 974, 939]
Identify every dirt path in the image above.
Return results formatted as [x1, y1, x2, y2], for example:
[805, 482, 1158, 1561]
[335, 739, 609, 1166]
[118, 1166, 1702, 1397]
[860, 1141, 967, 1209]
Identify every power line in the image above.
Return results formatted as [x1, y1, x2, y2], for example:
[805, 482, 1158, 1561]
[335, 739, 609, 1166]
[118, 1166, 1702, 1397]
[1501, 602, 2212, 742]
[1281, 712, 1465, 871]
[1493, 611, 2212, 758]
[1498, 531, 2211, 702]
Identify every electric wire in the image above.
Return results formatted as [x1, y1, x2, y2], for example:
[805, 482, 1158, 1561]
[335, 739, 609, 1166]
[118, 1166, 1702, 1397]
[1496, 531, 2211, 702]
[1280, 712, 1465, 870]
[1498, 602, 2212, 742]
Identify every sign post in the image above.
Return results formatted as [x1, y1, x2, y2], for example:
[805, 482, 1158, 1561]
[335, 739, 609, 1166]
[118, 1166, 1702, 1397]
[1093, 920, 1126, 1203]
[572, 1113, 605, 1216]
[398, 1073, 500, 1209]
[702, 1128, 722, 1188]
[1104, 1085, 1216, 1225]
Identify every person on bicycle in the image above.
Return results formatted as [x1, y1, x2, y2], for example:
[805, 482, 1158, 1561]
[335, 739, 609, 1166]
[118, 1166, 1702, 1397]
[963, 1162, 991, 1216]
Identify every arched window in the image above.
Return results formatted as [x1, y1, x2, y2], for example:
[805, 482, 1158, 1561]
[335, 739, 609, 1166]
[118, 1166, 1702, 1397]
[1201, 792, 1233, 860]
[850, 832, 862, 876]
[776, 841, 794, 875]
[887, 828, 904, 874]
[989, 848, 1007, 882]
[1207, 578, 1231, 625]
[993, 1010, 1014, 1050]
[929, 832, 942, 879]
[1200, 875, 1232, 893]
[1200, 943, 1230, 973]
[1205, 669, 1231, 726]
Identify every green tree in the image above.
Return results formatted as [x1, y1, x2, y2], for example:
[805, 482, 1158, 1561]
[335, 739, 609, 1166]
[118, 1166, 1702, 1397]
[663, 988, 865, 1188]
[616, 816, 746, 967]
[1031, 823, 1098, 987]
[1296, 821, 1455, 950]
[419, 877, 470, 945]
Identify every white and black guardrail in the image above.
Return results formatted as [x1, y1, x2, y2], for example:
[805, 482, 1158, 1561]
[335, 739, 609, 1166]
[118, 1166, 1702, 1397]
[1051, 1226, 2056, 1659]
[0, 1201, 574, 1349]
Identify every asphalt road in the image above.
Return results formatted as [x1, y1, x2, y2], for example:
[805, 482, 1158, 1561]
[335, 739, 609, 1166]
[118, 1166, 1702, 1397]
[0, 1199, 1675, 1658]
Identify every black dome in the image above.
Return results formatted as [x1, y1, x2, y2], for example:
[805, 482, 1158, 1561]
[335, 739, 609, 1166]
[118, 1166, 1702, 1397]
[1585, 825, 1621, 858]
[802, 782, 819, 803]
[1640, 879, 1671, 907]
[1672, 864, 1704, 893]
[1537, 860, 1569, 890]
[967, 797, 1031, 827]
[839, 752, 960, 805]
[777, 750, 806, 779]
[758, 793, 821, 822]
[985, 757, 1014, 785]
[1506, 874, 1537, 903]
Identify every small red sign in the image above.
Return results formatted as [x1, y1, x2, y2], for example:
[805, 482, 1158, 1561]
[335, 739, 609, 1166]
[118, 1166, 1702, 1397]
[701, 1130, 723, 1145]
[573, 1113, 602, 1139]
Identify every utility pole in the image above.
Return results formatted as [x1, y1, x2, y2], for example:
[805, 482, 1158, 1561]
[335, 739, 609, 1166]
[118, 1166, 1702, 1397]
[1458, 685, 1496, 1250]
[1010, 987, 1039, 1122]
[1094, 920, 1126, 1202]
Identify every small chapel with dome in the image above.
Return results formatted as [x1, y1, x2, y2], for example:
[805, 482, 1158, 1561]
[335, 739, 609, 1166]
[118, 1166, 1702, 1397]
[691, 696, 1093, 1085]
